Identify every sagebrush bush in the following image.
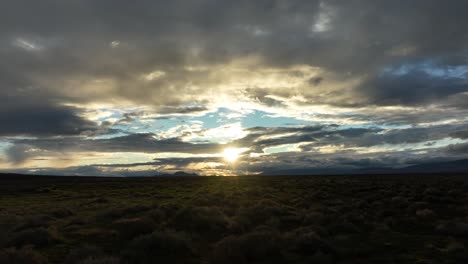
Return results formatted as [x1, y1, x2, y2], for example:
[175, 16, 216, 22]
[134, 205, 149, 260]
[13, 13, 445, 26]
[0, 246, 46, 264]
[76, 227, 119, 243]
[7, 228, 57, 248]
[171, 206, 229, 235]
[303, 211, 326, 225]
[88, 197, 109, 204]
[210, 230, 284, 264]
[327, 219, 360, 235]
[234, 199, 290, 230]
[436, 221, 468, 236]
[415, 209, 436, 220]
[147, 208, 166, 223]
[97, 205, 151, 222]
[65, 246, 121, 264]
[14, 215, 54, 231]
[157, 203, 182, 218]
[310, 250, 334, 264]
[65, 245, 103, 264]
[78, 256, 121, 264]
[286, 227, 335, 257]
[112, 217, 156, 239]
[50, 208, 74, 218]
[391, 196, 409, 208]
[122, 230, 197, 264]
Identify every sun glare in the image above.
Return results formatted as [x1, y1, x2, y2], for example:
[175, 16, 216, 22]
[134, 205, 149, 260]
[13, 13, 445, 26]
[223, 148, 241, 162]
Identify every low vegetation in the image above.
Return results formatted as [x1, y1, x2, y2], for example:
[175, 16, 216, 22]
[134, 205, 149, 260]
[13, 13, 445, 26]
[0, 174, 467, 263]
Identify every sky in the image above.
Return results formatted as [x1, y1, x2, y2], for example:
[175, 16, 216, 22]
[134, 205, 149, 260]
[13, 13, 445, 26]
[1, 0, 468, 176]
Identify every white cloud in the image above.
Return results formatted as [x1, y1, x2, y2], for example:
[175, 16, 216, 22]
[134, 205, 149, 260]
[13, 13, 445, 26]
[13, 38, 42, 51]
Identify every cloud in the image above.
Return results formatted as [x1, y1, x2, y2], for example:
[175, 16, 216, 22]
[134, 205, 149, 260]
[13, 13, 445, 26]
[97, 157, 223, 169]
[9, 133, 223, 157]
[5, 144, 33, 164]
[450, 130, 468, 139]
[233, 124, 467, 154]
[445, 142, 468, 154]
[1, 1, 468, 174]
[359, 69, 468, 106]
[1, 0, 467, 112]
[0, 100, 104, 137]
[309, 76, 323, 86]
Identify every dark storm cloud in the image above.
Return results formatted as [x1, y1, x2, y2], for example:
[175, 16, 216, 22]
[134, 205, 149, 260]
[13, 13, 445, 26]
[450, 131, 468, 139]
[0, 100, 103, 137]
[233, 124, 466, 153]
[244, 88, 287, 108]
[92, 134, 221, 153]
[9, 133, 222, 156]
[158, 106, 210, 115]
[322, 125, 463, 148]
[94, 157, 222, 169]
[1, 0, 467, 110]
[360, 70, 468, 106]
[244, 127, 378, 152]
[1, 165, 116, 177]
[235, 125, 442, 150]
[231, 125, 327, 152]
[445, 142, 468, 154]
[309, 77, 323, 86]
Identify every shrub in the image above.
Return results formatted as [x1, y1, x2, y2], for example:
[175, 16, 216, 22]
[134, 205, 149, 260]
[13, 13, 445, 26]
[112, 217, 156, 239]
[171, 206, 229, 235]
[327, 220, 360, 235]
[7, 228, 57, 248]
[68, 216, 88, 226]
[122, 230, 197, 264]
[157, 203, 182, 218]
[75, 227, 118, 242]
[14, 215, 54, 231]
[0, 247, 46, 264]
[97, 205, 150, 221]
[310, 250, 334, 264]
[415, 209, 436, 220]
[286, 228, 335, 257]
[391, 196, 409, 208]
[436, 222, 468, 236]
[147, 208, 166, 223]
[88, 197, 110, 204]
[303, 211, 326, 225]
[78, 256, 121, 264]
[210, 230, 284, 264]
[65, 246, 121, 264]
[407, 202, 430, 212]
[234, 200, 290, 230]
[423, 188, 441, 196]
[50, 208, 74, 218]
[65, 245, 103, 264]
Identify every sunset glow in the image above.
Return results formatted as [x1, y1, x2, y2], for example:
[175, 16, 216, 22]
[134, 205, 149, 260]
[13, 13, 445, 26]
[223, 148, 242, 163]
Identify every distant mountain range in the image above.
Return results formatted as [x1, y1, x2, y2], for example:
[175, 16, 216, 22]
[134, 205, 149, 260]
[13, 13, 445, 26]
[261, 159, 468, 176]
[0, 171, 200, 178]
[397, 159, 468, 173]
[158, 171, 199, 177]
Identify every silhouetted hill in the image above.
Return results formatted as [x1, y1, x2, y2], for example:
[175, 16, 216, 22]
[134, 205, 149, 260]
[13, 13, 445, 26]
[399, 159, 468, 173]
[158, 171, 199, 177]
[262, 159, 468, 175]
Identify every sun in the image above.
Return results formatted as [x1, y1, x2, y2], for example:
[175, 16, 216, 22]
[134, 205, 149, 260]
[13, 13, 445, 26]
[223, 148, 240, 162]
